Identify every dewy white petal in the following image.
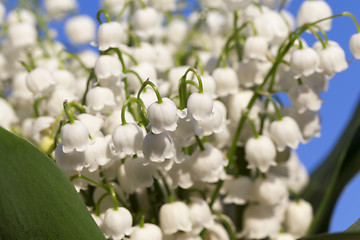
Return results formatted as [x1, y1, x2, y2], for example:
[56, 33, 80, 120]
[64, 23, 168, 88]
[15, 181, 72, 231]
[142, 131, 174, 163]
[285, 200, 313, 238]
[187, 92, 213, 121]
[188, 196, 214, 234]
[350, 33, 360, 59]
[245, 135, 277, 173]
[61, 120, 90, 153]
[243, 36, 268, 62]
[147, 97, 178, 134]
[97, 21, 127, 51]
[297, 0, 332, 31]
[112, 123, 144, 156]
[288, 84, 322, 114]
[65, 15, 95, 45]
[102, 208, 133, 240]
[55, 144, 85, 171]
[190, 144, 227, 183]
[290, 47, 320, 78]
[222, 176, 252, 205]
[159, 201, 192, 235]
[269, 116, 304, 151]
[251, 175, 288, 206]
[212, 67, 238, 97]
[130, 223, 162, 240]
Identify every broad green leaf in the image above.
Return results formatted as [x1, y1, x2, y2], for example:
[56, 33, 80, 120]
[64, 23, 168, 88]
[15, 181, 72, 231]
[0, 127, 106, 240]
[301, 232, 360, 240]
[345, 218, 360, 232]
[301, 99, 360, 235]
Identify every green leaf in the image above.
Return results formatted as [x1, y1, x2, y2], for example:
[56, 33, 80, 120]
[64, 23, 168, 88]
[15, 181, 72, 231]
[345, 218, 360, 232]
[0, 127, 106, 240]
[301, 99, 360, 235]
[301, 232, 360, 240]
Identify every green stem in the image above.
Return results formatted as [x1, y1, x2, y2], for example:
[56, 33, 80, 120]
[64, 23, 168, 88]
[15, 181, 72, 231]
[158, 170, 174, 203]
[21, 61, 33, 72]
[107, 184, 118, 211]
[95, 192, 110, 216]
[213, 212, 237, 240]
[126, 69, 143, 86]
[81, 69, 95, 105]
[137, 79, 163, 104]
[267, 96, 282, 120]
[116, 0, 131, 21]
[96, 9, 110, 24]
[33, 97, 46, 118]
[102, 48, 127, 73]
[63, 101, 75, 124]
[246, 114, 259, 139]
[121, 97, 148, 125]
[195, 135, 205, 151]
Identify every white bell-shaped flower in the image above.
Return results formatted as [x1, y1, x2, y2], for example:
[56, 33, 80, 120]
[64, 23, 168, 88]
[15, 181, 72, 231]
[270, 151, 309, 193]
[6, 9, 36, 26]
[251, 175, 288, 206]
[159, 201, 192, 235]
[65, 15, 96, 45]
[55, 143, 85, 171]
[269, 116, 304, 151]
[297, 0, 332, 31]
[127, 62, 157, 93]
[133, 7, 161, 40]
[112, 123, 144, 157]
[242, 204, 281, 240]
[61, 120, 90, 153]
[314, 41, 348, 75]
[44, 0, 77, 19]
[221, 176, 252, 205]
[238, 60, 272, 88]
[187, 92, 213, 121]
[84, 136, 111, 172]
[224, 0, 252, 9]
[285, 200, 313, 237]
[149, 0, 176, 11]
[168, 156, 194, 189]
[245, 135, 277, 173]
[124, 157, 158, 189]
[0, 98, 18, 130]
[243, 36, 268, 62]
[102, 207, 133, 240]
[143, 131, 174, 163]
[253, 10, 289, 45]
[130, 223, 162, 240]
[97, 21, 127, 51]
[46, 88, 78, 117]
[8, 22, 37, 50]
[288, 84, 322, 114]
[94, 55, 123, 83]
[166, 19, 188, 46]
[195, 100, 227, 136]
[190, 144, 227, 183]
[85, 86, 116, 114]
[205, 222, 230, 240]
[350, 33, 360, 59]
[290, 47, 320, 78]
[212, 67, 238, 97]
[147, 97, 178, 134]
[77, 113, 104, 139]
[103, 109, 136, 134]
[188, 197, 214, 234]
[26, 68, 56, 97]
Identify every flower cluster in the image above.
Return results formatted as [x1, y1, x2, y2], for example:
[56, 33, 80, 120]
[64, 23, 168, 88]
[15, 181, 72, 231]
[0, 0, 359, 239]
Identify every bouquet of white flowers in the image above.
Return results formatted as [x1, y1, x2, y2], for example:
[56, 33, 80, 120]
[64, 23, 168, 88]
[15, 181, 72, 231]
[0, 0, 360, 239]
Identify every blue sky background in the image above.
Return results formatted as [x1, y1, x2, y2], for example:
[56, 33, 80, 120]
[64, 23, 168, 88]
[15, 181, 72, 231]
[8, 0, 360, 233]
